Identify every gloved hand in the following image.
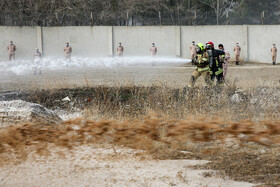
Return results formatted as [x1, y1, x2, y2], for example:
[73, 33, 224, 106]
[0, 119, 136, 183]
[191, 59, 196, 65]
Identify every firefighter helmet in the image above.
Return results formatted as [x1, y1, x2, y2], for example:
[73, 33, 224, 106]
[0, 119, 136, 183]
[196, 43, 204, 53]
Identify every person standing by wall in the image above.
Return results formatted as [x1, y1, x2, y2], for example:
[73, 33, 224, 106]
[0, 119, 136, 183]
[33, 48, 42, 75]
[34, 48, 42, 60]
[150, 43, 157, 56]
[233, 42, 241, 65]
[64, 42, 72, 60]
[117, 42, 124, 57]
[271, 43, 277, 65]
[7, 41, 16, 61]
[190, 41, 196, 62]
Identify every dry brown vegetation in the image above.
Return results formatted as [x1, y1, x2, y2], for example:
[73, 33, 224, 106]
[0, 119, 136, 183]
[22, 84, 280, 121]
[1, 114, 280, 184]
[1, 84, 280, 185]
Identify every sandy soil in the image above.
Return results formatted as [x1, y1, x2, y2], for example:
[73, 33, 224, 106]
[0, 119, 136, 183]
[0, 146, 252, 187]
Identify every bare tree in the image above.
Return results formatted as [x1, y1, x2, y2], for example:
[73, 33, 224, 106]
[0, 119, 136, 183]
[0, 0, 277, 26]
[199, 0, 245, 25]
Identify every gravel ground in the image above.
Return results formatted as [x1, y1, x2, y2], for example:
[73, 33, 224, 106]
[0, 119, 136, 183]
[1, 62, 280, 90]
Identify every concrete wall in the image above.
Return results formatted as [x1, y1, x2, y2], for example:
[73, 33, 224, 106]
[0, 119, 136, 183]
[0, 25, 278, 63]
[248, 25, 280, 63]
[0, 26, 38, 61]
[113, 26, 179, 56]
[42, 26, 110, 58]
[181, 25, 247, 60]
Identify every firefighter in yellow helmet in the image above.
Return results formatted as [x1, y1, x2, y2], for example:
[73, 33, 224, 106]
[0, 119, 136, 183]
[188, 43, 213, 88]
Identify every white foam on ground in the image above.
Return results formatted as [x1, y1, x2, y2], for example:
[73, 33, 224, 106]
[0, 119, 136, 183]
[0, 57, 191, 75]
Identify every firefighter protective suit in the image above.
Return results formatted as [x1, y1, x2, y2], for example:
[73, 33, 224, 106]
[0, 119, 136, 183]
[206, 42, 225, 87]
[188, 43, 213, 88]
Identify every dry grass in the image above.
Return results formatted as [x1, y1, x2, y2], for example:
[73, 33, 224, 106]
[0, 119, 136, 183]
[2, 80, 280, 185]
[19, 83, 280, 122]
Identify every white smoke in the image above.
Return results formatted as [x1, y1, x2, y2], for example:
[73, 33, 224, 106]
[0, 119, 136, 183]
[0, 57, 191, 75]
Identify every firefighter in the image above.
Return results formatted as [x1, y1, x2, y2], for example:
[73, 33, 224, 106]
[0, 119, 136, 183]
[271, 44, 277, 65]
[7, 41, 16, 61]
[218, 44, 230, 80]
[187, 43, 213, 88]
[206, 42, 225, 87]
[233, 42, 241, 65]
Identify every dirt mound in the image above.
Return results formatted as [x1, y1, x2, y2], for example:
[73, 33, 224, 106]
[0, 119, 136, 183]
[0, 100, 61, 128]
